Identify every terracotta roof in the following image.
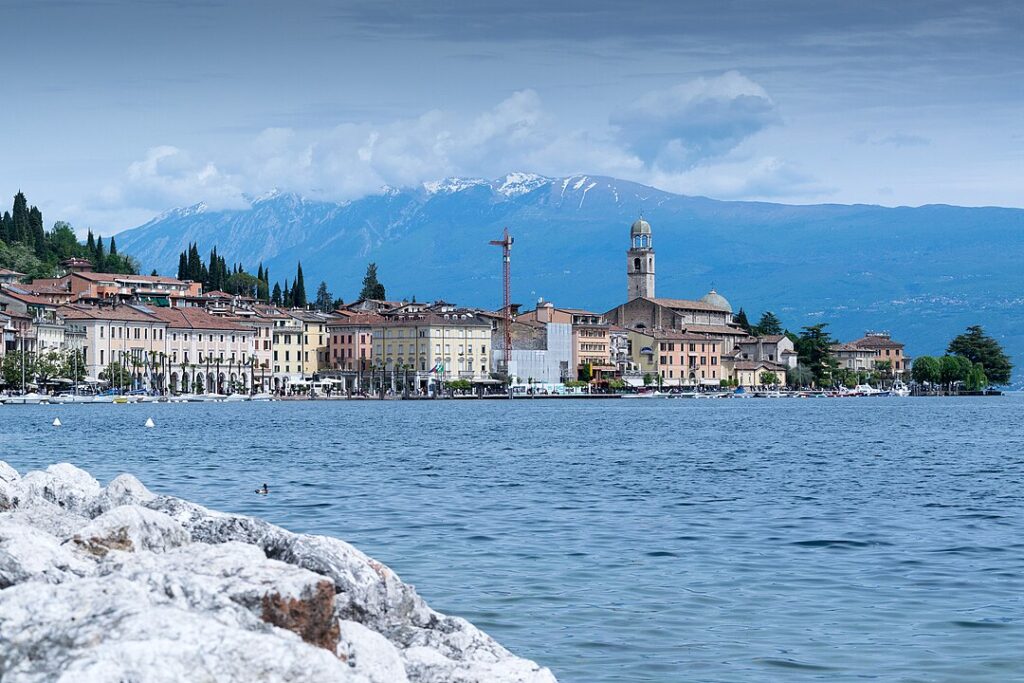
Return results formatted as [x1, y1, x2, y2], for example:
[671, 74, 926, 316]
[0, 268, 26, 277]
[653, 330, 722, 342]
[681, 323, 746, 336]
[647, 297, 731, 313]
[731, 360, 788, 371]
[326, 313, 384, 328]
[58, 303, 164, 323]
[0, 285, 57, 307]
[375, 311, 491, 328]
[146, 307, 248, 331]
[851, 335, 903, 350]
[72, 271, 192, 286]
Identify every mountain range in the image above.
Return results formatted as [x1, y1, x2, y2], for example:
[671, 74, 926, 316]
[114, 173, 1024, 384]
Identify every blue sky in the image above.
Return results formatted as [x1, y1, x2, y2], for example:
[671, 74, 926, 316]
[2, 0, 1022, 233]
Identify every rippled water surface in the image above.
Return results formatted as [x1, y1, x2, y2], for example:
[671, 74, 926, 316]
[2, 397, 1023, 682]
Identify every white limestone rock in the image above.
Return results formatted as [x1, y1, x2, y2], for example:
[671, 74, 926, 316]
[0, 461, 21, 512]
[103, 542, 341, 650]
[69, 504, 190, 557]
[338, 619, 410, 683]
[89, 473, 156, 516]
[0, 464, 557, 683]
[0, 519, 93, 588]
[0, 460, 19, 484]
[1, 496, 89, 538]
[18, 463, 101, 516]
[0, 577, 366, 683]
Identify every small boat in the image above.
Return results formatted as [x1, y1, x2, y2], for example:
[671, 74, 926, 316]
[249, 392, 276, 402]
[4, 392, 50, 405]
[891, 380, 911, 397]
[51, 394, 97, 404]
[221, 394, 248, 402]
[854, 384, 883, 396]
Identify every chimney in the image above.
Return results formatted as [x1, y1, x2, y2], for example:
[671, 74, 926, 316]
[537, 302, 553, 323]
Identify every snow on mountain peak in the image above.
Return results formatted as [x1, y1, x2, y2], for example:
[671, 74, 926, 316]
[423, 177, 487, 195]
[496, 172, 549, 197]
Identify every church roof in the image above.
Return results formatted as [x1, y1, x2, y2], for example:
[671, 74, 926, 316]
[630, 218, 651, 236]
[698, 289, 732, 313]
[648, 297, 730, 313]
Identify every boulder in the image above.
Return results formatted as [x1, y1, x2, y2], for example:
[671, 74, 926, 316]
[0, 519, 93, 588]
[104, 542, 340, 651]
[69, 505, 190, 557]
[88, 473, 156, 517]
[18, 463, 101, 516]
[0, 577, 366, 683]
[0, 464, 557, 683]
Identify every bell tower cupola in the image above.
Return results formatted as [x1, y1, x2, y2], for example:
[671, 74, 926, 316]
[627, 216, 655, 300]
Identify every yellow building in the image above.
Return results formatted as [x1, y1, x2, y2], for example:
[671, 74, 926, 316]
[271, 314, 304, 390]
[291, 310, 333, 377]
[372, 309, 492, 392]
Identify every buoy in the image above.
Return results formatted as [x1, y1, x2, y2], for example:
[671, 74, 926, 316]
[52, 417, 62, 427]
[145, 417, 155, 428]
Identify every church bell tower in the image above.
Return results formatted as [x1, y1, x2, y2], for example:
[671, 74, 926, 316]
[627, 216, 655, 300]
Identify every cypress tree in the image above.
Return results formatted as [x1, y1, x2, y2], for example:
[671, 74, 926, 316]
[109, 237, 118, 255]
[95, 236, 105, 270]
[29, 206, 45, 255]
[86, 230, 96, 256]
[292, 262, 307, 308]
[271, 282, 282, 305]
[12, 191, 29, 243]
[177, 252, 187, 280]
[0, 211, 11, 243]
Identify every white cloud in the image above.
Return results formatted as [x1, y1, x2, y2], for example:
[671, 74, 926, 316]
[610, 71, 780, 170]
[93, 74, 821, 223]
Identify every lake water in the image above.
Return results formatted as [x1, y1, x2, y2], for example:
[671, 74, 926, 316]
[2, 396, 1022, 682]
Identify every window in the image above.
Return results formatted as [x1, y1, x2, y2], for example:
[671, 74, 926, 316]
[199, 334, 203, 342]
[100, 327, 105, 339]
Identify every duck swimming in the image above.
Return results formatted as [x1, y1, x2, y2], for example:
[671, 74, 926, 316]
[255, 483, 269, 495]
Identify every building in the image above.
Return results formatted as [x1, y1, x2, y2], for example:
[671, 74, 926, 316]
[513, 302, 614, 379]
[627, 217, 655, 299]
[326, 312, 376, 378]
[0, 268, 25, 285]
[734, 335, 798, 368]
[831, 342, 879, 372]
[627, 329, 722, 387]
[59, 303, 168, 387]
[495, 316, 573, 388]
[725, 360, 789, 388]
[271, 314, 305, 390]
[372, 308, 493, 393]
[290, 310, 334, 377]
[848, 332, 908, 375]
[0, 284, 65, 353]
[146, 307, 254, 394]
[24, 258, 201, 306]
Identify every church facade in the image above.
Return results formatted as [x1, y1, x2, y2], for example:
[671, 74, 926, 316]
[605, 217, 748, 355]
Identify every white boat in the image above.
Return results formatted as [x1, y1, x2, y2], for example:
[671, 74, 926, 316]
[90, 394, 115, 404]
[221, 394, 248, 402]
[891, 380, 911, 397]
[249, 392, 276, 401]
[190, 393, 225, 403]
[854, 384, 883, 396]
[4, 393, 50, 405]
[51, 394, 96, 404]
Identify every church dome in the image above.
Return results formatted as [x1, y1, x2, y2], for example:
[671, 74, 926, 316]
[630, 217, 651, 236]
[700, 288, 732, 312]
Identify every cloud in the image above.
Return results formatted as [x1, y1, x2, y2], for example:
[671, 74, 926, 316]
[851, 132, 931, 147]
[648, 156, 832, 200]
[93, 76, 823, 223]
[610, 71, 780, 170]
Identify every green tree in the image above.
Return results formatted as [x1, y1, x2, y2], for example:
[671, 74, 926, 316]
[938, 354, 972, 388]
[964, 363, 989, 392]
[911, 356, 940, 385]
[59, 349, 87, 383]
[271, 282, 282, 305]
[946, 325, 1012, 385]
[579, 362, 593, 382]
[759, 371, 779, 386]
[1, 351, 35, 388]
[292, 262, 307, 308]
[735, 308, 751, 334]
[314, 281, 333, 312]
[754, 311, 783, 336]
[359, 262, 386, 300]
[34, 351, 62, 385]
[99, 361, 132, 388]
[795, 323, 837, 387]
[787, 364, 814, 388]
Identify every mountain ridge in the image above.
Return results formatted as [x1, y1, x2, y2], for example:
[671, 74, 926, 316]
[114, 173, 1024, 382]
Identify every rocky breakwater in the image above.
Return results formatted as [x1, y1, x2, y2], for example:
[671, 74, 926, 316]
[0, 462, 557, 683]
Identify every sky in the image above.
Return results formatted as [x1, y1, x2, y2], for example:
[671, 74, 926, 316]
[2, 0, 1022, 234]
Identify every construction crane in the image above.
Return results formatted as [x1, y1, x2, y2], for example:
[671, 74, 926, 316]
[489, 228, 514, 394]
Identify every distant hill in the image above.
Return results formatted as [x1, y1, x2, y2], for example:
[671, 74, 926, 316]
[114, 173, 1024, 383]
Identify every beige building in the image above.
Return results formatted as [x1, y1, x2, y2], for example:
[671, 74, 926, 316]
[59, 304, 168, 386]
[290, 310, 334, 377]
[627, 329, 723, 386]
[726, 360, 788, 388]
[514, 302, 614, 379]
[148, 307, 253, 394]
[372, 309, 492, 393]
[271, 314, 305, 389]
